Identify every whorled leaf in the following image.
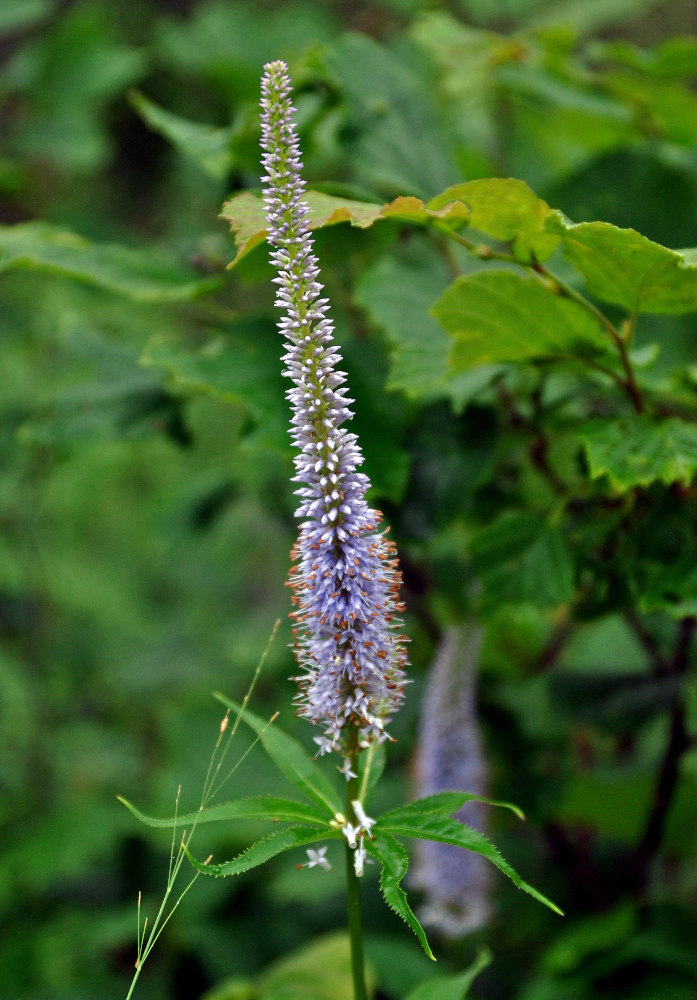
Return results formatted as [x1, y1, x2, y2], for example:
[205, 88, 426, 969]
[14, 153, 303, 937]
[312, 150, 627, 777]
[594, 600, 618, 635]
[117, 793, 329, 829]
[213, 694, 342, 817]
[367, 832, 435, 962]
[580, 416, 697, 489]
[547, 215, 697, 314]
[184, 825, 340, 878]
[378, 813, 563, 916]
[379, 790, 526, 824]
[0, 222, 219, 300]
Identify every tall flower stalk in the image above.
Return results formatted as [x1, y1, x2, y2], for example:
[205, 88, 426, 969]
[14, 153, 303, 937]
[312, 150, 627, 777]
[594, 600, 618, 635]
[260, 61, 409, 761]
[260, 60, 409, 1000]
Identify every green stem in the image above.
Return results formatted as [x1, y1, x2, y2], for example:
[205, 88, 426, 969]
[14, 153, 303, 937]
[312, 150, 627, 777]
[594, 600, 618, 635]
[344, 727, 367, 1000]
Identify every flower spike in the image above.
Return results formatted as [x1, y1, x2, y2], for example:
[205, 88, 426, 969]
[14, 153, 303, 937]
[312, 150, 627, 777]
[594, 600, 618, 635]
[260, 60, 408, 754]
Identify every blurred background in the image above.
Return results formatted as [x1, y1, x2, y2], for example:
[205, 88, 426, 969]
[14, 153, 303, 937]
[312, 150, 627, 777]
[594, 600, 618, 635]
[1, 0, 697, 997]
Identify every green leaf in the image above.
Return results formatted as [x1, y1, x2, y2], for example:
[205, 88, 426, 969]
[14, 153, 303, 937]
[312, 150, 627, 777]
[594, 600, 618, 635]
[213, 695, 342, 817]
[184, 825, 339, 878]
[379, 813, 563, 916]
[405, 948, 492, 1000]
[547, 216, 697, 314]
[469, 514, 575, 609]
[260, 932, 360, 1000]
[357, 742, 386, 805]
[433, 271, 608, 370]
[367, 832, 435, 961]
[380, 790, 526, 824]
[428, 178, 560, 262]
[355, 251, 501, 407]
[323, 32, 456, 197]
[221, 190, 468, 266]
[130, 90, 235, 179]
[117, 794, 329, 829]
[580, 417, 697, 489]
[140, 320, 287, 435]
[224, 179, 558, 268]
[0, 222, 218, 301]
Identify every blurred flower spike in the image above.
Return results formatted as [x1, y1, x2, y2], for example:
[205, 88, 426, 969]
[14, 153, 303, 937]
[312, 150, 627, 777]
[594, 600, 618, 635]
[260, 60, 408, 756]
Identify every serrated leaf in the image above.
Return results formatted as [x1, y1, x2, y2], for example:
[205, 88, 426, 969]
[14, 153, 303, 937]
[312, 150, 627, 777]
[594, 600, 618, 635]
[367, 833, 435, 961]
[0, 222, 218, 301]
[580, 417, 697, 489]
[547, 216, 697, 314]
[433, 271, 608, 370]
[117, 794, 329, 829]
[380, 791, 525, 824]
[428, 178, 560, 262]
[130, 90, 235, 179]
[379, 813, 563, 915]
[404, 947, 492, 1000]
[213, 694, 342, 817]
[184, 825, 339, 878]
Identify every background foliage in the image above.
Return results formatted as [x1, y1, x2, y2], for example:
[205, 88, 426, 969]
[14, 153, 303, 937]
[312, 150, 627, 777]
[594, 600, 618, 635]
[2, 0, 697, 998]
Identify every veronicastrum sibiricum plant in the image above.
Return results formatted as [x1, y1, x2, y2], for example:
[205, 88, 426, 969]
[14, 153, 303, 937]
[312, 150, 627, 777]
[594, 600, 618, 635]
[120, 59, 562, 1000]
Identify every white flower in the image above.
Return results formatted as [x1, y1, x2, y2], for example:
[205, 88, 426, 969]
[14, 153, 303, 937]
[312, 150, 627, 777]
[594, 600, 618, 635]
[352, 799, 376, 837]
[342, 822, 360, 849]
[354, 836, 373, 877]
[303, 846, 331, 870]
[338, 758, 358, 781]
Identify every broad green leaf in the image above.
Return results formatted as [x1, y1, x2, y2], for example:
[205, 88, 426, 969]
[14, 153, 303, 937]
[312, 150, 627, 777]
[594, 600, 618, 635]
[117, 794, 329, 829]
[379, 813, 563, 915]
[213, 695, 342, 817]
[224, 179, 558, 267]
[428, 178, 560, 262]
[433, 271, 608, 369]
[184, 825, 339, 877]
[0, 222, 218, 301]
[130, 90, 235, 179]
[380, 791, 526, 824]
[405, 948, 492, 1000]
[580, 417, 697, 489]
[367, 833, 435, 961]
[547, 216, 697, 314]
[355, 251, 501, 407]
[469, 514, 575, 609]
[203, 932, 362, 1000]
[260, 932, 361, 1000]
[221, 190, 470, 266]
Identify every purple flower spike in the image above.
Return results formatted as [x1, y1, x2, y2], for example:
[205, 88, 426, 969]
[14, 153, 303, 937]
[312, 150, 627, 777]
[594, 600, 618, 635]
[412, 626, 491, 937]
[260, 61, 409, 755]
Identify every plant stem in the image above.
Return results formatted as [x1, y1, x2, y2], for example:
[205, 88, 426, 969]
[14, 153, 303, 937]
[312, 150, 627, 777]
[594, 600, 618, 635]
[345, 726, 368, 1000]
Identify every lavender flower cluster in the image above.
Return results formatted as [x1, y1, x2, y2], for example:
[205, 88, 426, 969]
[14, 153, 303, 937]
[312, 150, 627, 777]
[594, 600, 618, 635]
[260, 61, 408, 757]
